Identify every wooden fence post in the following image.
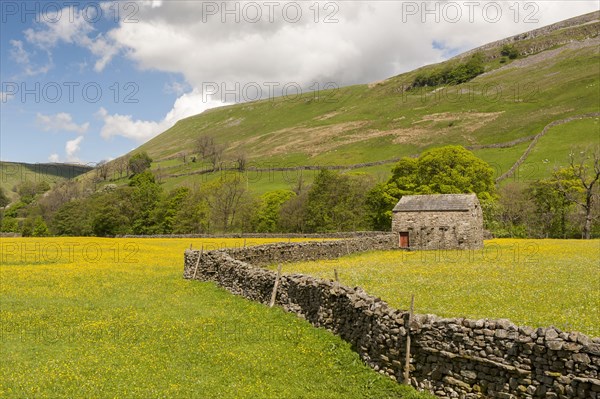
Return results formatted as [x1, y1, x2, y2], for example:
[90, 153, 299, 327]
[404, 294, 415, 385]
[334, 269, 339, 283]
[192, 246, 204, 280]
[269, 264, 283, 308]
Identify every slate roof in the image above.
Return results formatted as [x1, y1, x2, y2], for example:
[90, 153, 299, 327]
[392, 194, 477, 212]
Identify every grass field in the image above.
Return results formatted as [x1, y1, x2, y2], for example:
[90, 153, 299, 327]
[0, 237, 430, 399]
[277, 239, 600, 337]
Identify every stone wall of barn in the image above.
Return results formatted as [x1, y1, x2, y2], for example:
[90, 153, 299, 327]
[184, 238, 599, 398]
[392, 210, 484, 250]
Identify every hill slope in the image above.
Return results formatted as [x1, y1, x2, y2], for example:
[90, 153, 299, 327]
[0, 162, 93, 202]
[97, 12, 600, 192]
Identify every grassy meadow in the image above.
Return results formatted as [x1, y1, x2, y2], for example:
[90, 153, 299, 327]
[2, 237, 598, 398]
[0, 237, 430, 399]
[276, 239, 600, 337]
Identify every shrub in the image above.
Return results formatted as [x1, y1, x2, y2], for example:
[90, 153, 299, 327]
[501, 44, 519, 59]
[411, 52, 485, 88]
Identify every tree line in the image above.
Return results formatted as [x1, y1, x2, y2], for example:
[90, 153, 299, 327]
[1, 146, 598, 238]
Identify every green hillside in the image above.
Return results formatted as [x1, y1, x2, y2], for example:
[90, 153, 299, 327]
[0, 162, 92, 202]
[84, 11, 600, 194]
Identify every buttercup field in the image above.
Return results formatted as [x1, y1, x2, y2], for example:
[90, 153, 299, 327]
[1, 2, 599, 398]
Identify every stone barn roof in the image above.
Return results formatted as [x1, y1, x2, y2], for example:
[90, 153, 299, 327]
[392, 193, 478, 212]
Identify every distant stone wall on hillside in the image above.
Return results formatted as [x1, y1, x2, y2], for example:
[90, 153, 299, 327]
[496, 112, 600, 183]
[184, 237, 600, 398]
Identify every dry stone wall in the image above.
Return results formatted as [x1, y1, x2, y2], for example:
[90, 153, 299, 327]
[496, 112, 600, 183]
[0, 232, 21, 237]
[216, 235, 397, 266]
[183, 237, 600, 398]
[118, 231, 390, 239]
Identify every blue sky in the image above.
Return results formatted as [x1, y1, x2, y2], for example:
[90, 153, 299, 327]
[1, 2, 191, 164]
[1, 1, 598, 165]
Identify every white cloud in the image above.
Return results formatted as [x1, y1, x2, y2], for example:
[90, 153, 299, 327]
[24, 7, 93, 47]
[48, 153, 60, 163]
[9, 39, 52, 76]
[78, 34, 121, 72]
[97, 89, 227, 142]
[91, 2, 598, 145]
[9, 40, 30, 64]
[11, 1, 598, 89]
[23, 5, 120, 72]
[65, 136, 84, 162]
[144, 0, 163, 8]
[96, 107, 164, 142]
[36, 113, 89, 134]
[104, 1, 599, 93]
[164, 81, 189, 95]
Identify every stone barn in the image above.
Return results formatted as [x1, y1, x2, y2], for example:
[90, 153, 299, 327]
[392, 193, 483, 250]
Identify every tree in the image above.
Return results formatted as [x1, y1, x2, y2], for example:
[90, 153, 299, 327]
[51, 199, 93, 236]
[129, 170, 162, 234]
[254, 190, 295, 233]
[278, 191, 308, 233]
[529, 173, 578, 238]
[464, 52, 485, 78]
[237, 193, 260, 233]
[196, 135, 225, 170]
[32, 216, 50, 237]
[17, 181, 38, 204]
[365, 183, 399, 231]
[415, 146, 495, 195]
[277, 175, 308, 233]
[411, 53, 485, 88]
[128, 152, 153, 175]
[173, 187, 210, 234]
[0, 216, 18, 233]
[208, 143, 225, 170]
[150, 187, 190, 234]
[304, 170, 373, 233]
[21, 217, 35, 237]
[367, 146, 496, 229]
[115, 156, 129, 179]
[494, 182, 534, 238]
[196, 136, 215, 159]
[501, 44, 519, 59]
[96, 160, 110, 181]
[0, 187, 10, 208]
[91, 203, 130, 237]
[555, 149, 600, 239]
[36, 180, 82, 225]
[3, 201, 26, 218]
[234, 152, 247, 172]
[205, 174, 251, 232]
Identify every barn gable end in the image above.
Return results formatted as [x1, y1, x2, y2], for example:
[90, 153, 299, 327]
[392, 194, 483, 250]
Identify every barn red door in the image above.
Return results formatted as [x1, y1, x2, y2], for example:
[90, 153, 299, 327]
[399, 232, 409, 248]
